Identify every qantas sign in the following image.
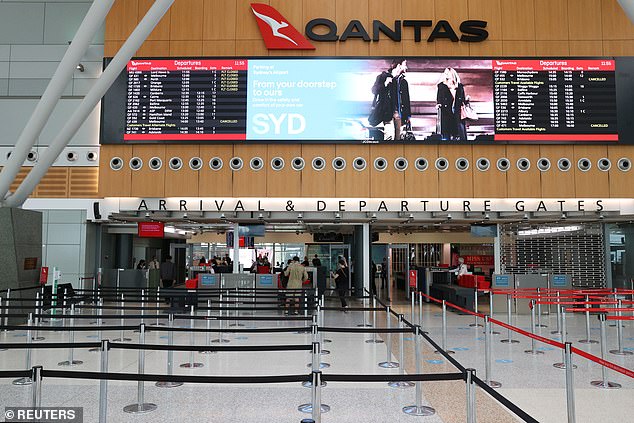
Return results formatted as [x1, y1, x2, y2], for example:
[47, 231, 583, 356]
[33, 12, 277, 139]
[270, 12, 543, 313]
[250, 3, 488, 50]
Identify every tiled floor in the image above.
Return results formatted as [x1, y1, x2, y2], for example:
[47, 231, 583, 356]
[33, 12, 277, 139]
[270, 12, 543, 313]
[0, 294, 632, 423]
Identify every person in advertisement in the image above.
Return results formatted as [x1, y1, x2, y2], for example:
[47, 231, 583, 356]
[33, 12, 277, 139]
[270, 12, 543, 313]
[368, 58, 411, 141]
[390, 58, 411, 141]
[437, 67, 468, 140]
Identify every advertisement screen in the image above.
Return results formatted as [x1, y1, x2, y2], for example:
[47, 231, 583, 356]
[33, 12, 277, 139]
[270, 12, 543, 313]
[100, 57, 627, 144]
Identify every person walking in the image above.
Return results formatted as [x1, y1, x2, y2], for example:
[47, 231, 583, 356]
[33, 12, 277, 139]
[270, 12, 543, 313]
[331, 259, 349, 310]
[284, 256, 309, 315]
[160, 256, 176, 288]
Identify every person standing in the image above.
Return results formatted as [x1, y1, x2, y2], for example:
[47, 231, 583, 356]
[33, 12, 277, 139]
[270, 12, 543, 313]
[370, 261, 377, 296]
[331, 259, 349, 310]
[284, 256, 309, 315]
[160, 256, 176, 288]
[312, 254, 322, 267]
[437, 67, 467, 141]
[148, 256, 160, 270]
[381, 257, 388, 289]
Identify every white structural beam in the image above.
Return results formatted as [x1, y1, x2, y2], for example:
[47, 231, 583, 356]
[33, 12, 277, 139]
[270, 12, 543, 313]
[618, 1, 634, 25]
[5, 0, 175, 207]
[0, 0, 117, 201]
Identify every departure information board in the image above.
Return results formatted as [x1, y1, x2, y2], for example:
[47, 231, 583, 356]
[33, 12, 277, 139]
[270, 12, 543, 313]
[100, 57, 632, 144]
[493, 60, 617, 141]
[125, 60, 248, 140]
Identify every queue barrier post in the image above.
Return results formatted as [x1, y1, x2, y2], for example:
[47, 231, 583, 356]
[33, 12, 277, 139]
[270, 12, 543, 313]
[32, 292, 44, 341]
[609, 299, 633, 356]
[316, 314, 330, 356]
[466, 368, 477, 423]
[319, 296, 331, 344]
[2, 289, 11, 331]
[590, 313, 621, 389]
[551, 292, 562, 335]
[435, 300, 455, 355]
[357, 294, 372, 328]
[389, 314, 414, 388]
[114, 294, 131, 342]
[411, 294, 416, 326]
[524, 300, 544, 355]
[123, 323, 158, 413]
[484, 316, 501, 388]
[99, 339, 109, 423]
[403, 326, 436, 416]
[379, 306, 399, 368]
[58, 305, 82, 367]
[536, 287, 547, 328]
[180, 305, 203, 369]
[0, 298, 5, 351]
[365, 297, 384, 344]
[62, 288, 68, 327]
[299, 342, 330, 415]
[211, 292, 229, 344]
[554, 308, 576, 370]
[156, 314, 183, 388]
[578, 295, 598, 344]
[500, 294, 519, 344]
[89, 299, 104, 353]
[488, 291, 500, 335]
[469, 286, 482, 328]
[13, 314, 34, 385]
[30, 365, 42, 408]
[155, 287, 165, 326]
[200, 299, 216, 355]
[306, 325, 329, 370]
[418, 291, 423, 330]
[564, 342, 576, 423]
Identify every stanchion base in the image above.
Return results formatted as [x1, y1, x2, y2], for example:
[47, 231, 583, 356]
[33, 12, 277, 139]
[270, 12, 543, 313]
[320, 349, 330, 355]
[179, 362, 204, 368]
[550, 330, 562, 335]
[12, 377, 32, 386]
[306, 362, 330, 369]
[524, 349, 545, 355]
[500, 339, 520, 344]
[199, 350, 217, 354]
[210, 339, 230, 343]
[58, 360, 83, 366]
[578, 339, 599, 344]
[113, 338, 132, 342]
[323, 339, 332, 343]
[0, 348, 8, 351]
[228, 323, 245, 327]
[356, 324, 373, 327]
[402, 405, 436, 416]
[388, 381, 415, 389]
[491, 331, 501, 335]
[469, 323, 483, 327]
[365, 338, 385, 344]
[553, 362, 577, 370]
[434, 350, 455, 355]
[88, 348, 100, 353]
[591, 380, 621, 389]
[485, 380, 502, 388]
[609, 349, 634, 356]
[301, 380, 327, 388]
[536, 324, 548, 328]
[378, 361, 399, 368]
[123, 403, 158, 414]
[298, 404, 330, 414]
[31, 336, 45, 341]
[155, 381, 183, 388]
[154, 322, 166, 326]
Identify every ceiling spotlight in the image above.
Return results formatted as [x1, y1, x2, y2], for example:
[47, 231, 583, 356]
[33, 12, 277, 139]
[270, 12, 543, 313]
[523, 213, 529, 220]
[371, 213, 377, 219]
[447, 214, 452, 220]
[561, 212, 567, 220]
[220, 213, 226, 220]
[335, 212, 341, 220]
[258, 213, 264, 220]
[144, 212, 150, 218]
[408, 213, 414, 220]
[598, 213, 605, 220]
[484, 213, 490, 220]
[76, 63, 85, 72]
[183, 213, 188, 219]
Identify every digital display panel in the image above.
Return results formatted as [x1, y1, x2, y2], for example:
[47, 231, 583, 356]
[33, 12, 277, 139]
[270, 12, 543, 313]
[100, 56, 629, 144]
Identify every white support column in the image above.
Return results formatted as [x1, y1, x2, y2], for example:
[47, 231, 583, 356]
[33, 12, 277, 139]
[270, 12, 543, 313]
[233, 222, 240, 274]
[494, 224, 502, 274]
[0, 0, 117, 201]
[363, 223, 370, 294]
[618, 1, 634, 24]
[4, 0, 176, 207]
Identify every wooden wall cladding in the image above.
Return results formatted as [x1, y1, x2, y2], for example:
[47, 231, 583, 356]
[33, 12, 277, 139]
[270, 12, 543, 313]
[97, 144, 634, 199]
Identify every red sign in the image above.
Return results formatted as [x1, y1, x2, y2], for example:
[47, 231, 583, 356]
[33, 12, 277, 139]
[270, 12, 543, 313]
[409, 270, 417, 288]
[251, 3, 315, 50]
[463, 255, 494, 266]
[492, 59, 615, 71]
[138, 222, 165, 238]
[40, 267, 48, 284]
